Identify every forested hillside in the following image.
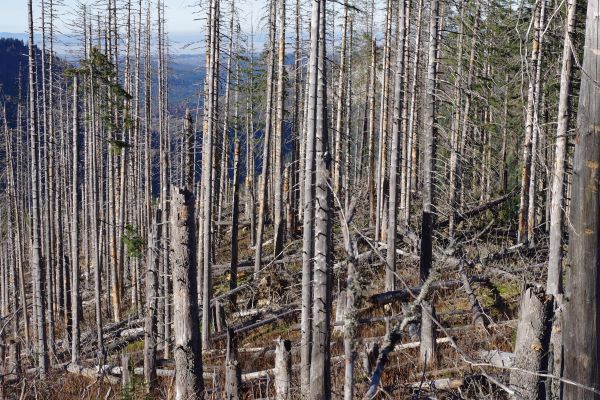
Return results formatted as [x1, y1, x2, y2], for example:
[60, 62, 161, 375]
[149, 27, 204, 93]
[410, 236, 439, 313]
[0, 0, 598, 398]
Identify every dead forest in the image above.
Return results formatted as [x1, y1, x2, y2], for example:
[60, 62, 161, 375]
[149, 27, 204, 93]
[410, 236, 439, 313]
[1, 0, 600, 397]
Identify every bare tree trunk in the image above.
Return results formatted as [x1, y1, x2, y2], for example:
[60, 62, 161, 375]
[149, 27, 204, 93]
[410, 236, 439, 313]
[273, 0, 287, 259]
[547, 2, 576, 397]
[419, 0, 440, 367]
[447, 0, 465, 241]
[517, 0, 544, 244]
[333, 2, 349, 196]
[301, 0, 322, 392]
[386, 0, 407, 292]
[366, 4, 376, 226]
[184, 109, 195, 191]
[144, 209, 161, 393]
[562, 0, 600, 394]
[201, 0, 219, 350]
[309, 1, 331, 398]
[225, 328, 241, 400]
[509, 286, 553, 399]
[375, 0, 393, 242]
[28, 0, 48, 374]
[254, 0, 277, 272]
[403, 0, 424, 224]
[274, 338, 292, 400]
[547, 0, 576, 297]
[171, 187, 204, 400]
[526, 0, 546, 247]
[70, 75, 81, 364]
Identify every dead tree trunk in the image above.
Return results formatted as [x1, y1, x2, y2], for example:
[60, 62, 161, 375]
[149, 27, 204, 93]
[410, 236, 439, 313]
[309, 1, 331, 398]
[70, 75, 81, 364]
[144, 209, 161, 393]
[300, 0, 321, 391]
[517, 0, 545, 244]
[225, 328, 241, 400]
[547, 0, 576, 297]
[28, 0, 48, 374]
[254, 0, 277, 272]
[562, 0, 600, 395]
[509, 285, 552, 399]
[274, 338, 292, 400]
[386, 0, 407, 292]
[419, 0, 440, 367]
[171, 187, 204, 400]
[273, 0, 287, 259]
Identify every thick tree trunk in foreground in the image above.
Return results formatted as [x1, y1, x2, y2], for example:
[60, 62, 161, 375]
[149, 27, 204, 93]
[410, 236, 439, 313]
[171, 187, 204, 400]
[309, 1, 331, 398]
[563, 0, 600, 395]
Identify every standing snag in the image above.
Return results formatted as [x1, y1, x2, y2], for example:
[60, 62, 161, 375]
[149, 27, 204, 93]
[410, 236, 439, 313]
[170, 187, 204, 400]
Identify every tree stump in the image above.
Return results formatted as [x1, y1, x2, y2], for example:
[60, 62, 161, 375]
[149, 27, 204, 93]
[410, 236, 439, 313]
[274, 337, 292, 400]
[509, 285, 553, 399]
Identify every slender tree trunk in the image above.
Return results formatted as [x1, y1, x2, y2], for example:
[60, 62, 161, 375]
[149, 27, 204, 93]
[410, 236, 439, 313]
[403, 0, 424, 224]
[419, 0, 440, 367]
[547, 0, 575, 296]
[518, 0, 544, 244]
[254, 0, 277, 272]
[28, 0, 49, 374]
[144, 209, 161, 393]
[70, 75, 81, 364]
[201, 0, 219, 349]
[375, 0, 393, 242]
[273, 0, 287, 259]
[386, 0, 407, 293]
[333, 2, 349, 196]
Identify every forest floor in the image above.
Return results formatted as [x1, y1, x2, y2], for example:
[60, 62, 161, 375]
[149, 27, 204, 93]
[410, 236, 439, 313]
[1, 201, 545, 399]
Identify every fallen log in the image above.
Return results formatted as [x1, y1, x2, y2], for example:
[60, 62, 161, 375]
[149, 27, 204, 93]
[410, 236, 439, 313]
[66, 363, 121, 385]
[369, 276, 489, 306]
[409, 377, 464, 390]
[212, 307, 300, 340]
[459, 263, 487, 328]
[435, 188, 517, 229]
[477, 350, 514, 368]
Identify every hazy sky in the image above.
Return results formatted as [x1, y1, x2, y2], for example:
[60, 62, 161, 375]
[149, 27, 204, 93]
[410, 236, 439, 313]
[0, 0, 267, 52]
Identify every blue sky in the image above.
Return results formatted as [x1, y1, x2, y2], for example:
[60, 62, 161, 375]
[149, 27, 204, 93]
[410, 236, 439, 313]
[0, 0, 267, 53]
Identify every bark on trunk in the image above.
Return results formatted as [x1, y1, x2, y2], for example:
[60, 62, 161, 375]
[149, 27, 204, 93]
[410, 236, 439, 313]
[509, 285, 553, 400]
[171, 187, 204, 400]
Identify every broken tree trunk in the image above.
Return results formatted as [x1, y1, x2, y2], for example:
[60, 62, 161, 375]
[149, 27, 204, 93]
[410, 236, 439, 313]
[274, 338, 292, 400]
[508, 285, 552, 400]
[458, 263, 486, 328]
[225, 328, 241, 400]
[171, 187, 204, 400]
